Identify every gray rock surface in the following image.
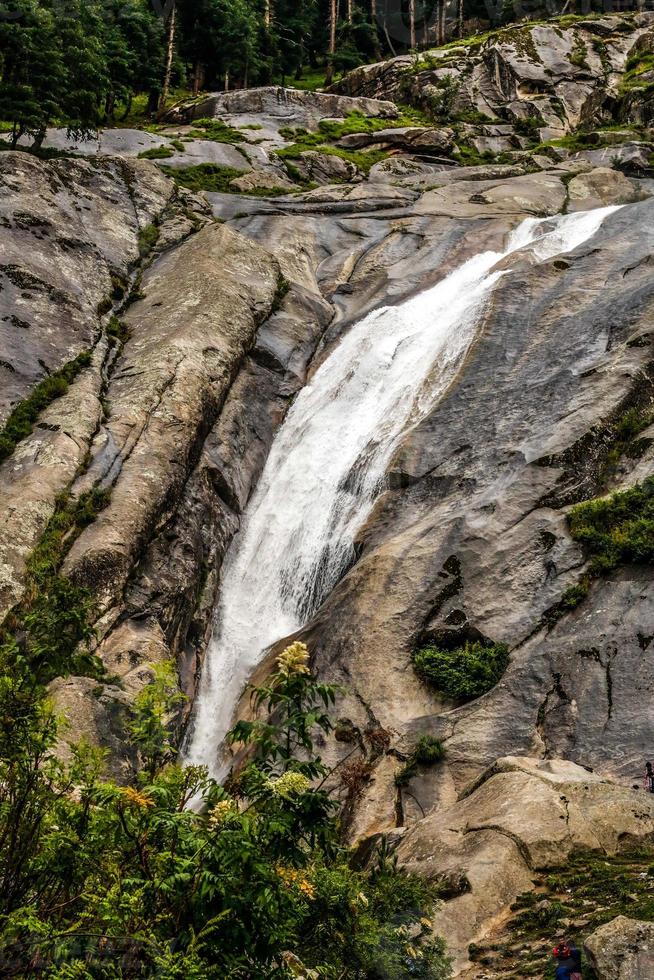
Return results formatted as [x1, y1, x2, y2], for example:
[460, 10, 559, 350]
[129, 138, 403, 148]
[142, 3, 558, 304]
[399, 758, 654, 971]
[1, 16, 654, 965]
[585, 916, 654, 979]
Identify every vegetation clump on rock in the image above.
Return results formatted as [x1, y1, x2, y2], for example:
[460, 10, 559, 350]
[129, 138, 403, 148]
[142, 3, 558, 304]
[0, 350, 92, 463]
[568, 475, 654, 574]
[395, 735, 445, 787]
[413, 640, 510, 702]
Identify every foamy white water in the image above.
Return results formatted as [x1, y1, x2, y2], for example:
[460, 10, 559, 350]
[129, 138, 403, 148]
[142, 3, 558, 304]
[184, 205, 620, 779]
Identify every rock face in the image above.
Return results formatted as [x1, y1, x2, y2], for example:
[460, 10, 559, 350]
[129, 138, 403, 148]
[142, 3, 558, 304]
[334, 14, 654, 154]
[1, 16, 654, 971]
[585, 916, 654, 979]
[399, 758, 654, 971]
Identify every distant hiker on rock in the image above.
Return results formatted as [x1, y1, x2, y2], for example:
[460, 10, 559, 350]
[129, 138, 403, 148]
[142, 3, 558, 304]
[646, 761, 654, 793]
[553, 939, 582, 980]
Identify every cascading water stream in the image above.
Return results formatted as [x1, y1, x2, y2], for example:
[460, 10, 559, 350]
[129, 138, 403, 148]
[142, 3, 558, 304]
[184, 205, 620, 780]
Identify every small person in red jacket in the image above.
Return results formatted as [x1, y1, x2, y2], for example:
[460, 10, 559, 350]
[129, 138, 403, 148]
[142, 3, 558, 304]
[553, 939, 582, 980]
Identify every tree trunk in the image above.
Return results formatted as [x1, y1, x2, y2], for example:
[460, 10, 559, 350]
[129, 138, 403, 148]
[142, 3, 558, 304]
[192, 61, 205, 95]
[263, 0, 271, 27]
[121, 94, 133, 121]
[409, 0, 416, 48]
[159, 0, 176, 111]
[438, 0, 446, 44]
[325, 0, 337, 85]
[347, 0, 353, 22]
[457, 0, 464, 38]
[31, 126, 46, 151]
[224, 70, 229, 92]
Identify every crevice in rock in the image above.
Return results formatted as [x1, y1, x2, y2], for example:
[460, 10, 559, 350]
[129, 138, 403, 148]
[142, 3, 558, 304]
[462, 823, 534, 871]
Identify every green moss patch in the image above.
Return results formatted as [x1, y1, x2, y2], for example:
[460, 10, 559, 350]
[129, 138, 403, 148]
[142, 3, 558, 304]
[0, 351, 92, 464]
[0, 487, 111, 685]
[414, 640, 509, 702]
[160, 163, 288, 196]
[137, 222, 160, 257]
[277, 142, 388, 175]
[137, 146, 174, 160]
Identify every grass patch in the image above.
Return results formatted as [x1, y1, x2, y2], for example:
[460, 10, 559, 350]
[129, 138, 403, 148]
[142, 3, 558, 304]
[395, 735, 445, 786]
[473, 847, 654, 977]
[568, 475, 654, 575]
[187, 118, 245, 144]
[137, 222, 160, 258]
[620, 51, 654, 92]
[161, 162, 293, 195]
[107, 315, 130, 347]
[138, 145, 174, 160]
[284, 67, 328, 91]
[414, 640, 509, 702]
[276, 142, 388, 175]
[0, 351, 92, 464]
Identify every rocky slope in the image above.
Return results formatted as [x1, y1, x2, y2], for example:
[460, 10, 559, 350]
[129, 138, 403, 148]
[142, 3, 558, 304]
[1, 11, 654, 975]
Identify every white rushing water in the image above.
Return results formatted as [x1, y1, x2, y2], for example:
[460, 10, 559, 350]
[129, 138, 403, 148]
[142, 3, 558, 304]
[184, 205, 620, 779]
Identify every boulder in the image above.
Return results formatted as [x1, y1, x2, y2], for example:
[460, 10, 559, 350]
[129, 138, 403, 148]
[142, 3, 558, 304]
[398, 758, 654, 972]
[337, 126, 455, 156]
[229, 169, 296, 193]
[584, 916, 654, 979]
[566, 166, 645, 211]
[289, 150, 359, 185]
[164, 86, 399, 133]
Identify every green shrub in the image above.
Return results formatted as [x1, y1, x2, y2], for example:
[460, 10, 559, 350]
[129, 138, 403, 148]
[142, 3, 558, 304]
[395, 735, 445, 786]
[0, 351, 92, 463]
[188, 117, 245, 143]
[107, 315, 130, 346]
[161, 162, 290, 196]
[0, 639, 453, 979]
[568, 476, 654, 574]
[414, 640, 510, 701]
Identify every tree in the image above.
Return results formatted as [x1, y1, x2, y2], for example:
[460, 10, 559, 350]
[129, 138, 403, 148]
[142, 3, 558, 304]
[0, 639, 453, 977]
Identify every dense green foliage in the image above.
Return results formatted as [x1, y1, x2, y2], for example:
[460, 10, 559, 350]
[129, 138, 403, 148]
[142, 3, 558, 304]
[0, 350, 92, 462]
[0, 0, 458, 145]
[414, 640, 510, 702]
[0, 605, 453, 977]
[568, 475, 654, 574]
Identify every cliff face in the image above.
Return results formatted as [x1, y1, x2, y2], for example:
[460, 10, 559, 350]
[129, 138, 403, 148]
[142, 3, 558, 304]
[1, 12, 654, 974]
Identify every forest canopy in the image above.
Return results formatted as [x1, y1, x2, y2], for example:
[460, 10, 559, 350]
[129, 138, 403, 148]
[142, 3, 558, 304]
[0, 0, 495, 147]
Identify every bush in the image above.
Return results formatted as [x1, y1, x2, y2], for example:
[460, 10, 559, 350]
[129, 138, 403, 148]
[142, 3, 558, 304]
[568, 476, 654, 574]
[0, 640, 453, 979]
[414, 641, 510, 702]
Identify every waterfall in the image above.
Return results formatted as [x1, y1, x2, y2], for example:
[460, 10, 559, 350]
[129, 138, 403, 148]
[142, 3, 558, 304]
[184, 205, 620, 779]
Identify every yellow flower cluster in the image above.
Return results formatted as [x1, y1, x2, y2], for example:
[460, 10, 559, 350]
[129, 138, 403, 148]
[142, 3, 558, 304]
[275, 865, 315, 900]
[207, 799, 236, 829]
[277, 641, 311, 677]
[269, 771, 311, 799]
[120, 786, 154, 808]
